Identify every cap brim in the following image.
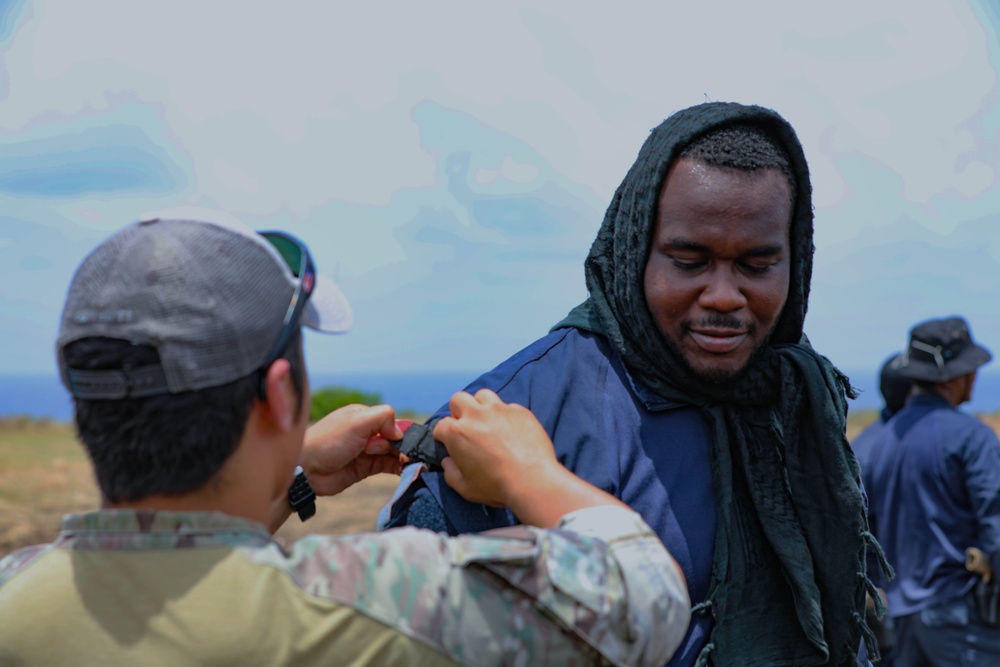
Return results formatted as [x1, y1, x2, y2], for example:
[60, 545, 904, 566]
[965, 343, 993, 370]
[896, 343, 992, 382]
[303, 274, 353, 334]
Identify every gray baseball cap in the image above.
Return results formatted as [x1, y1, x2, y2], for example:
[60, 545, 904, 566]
[57, 214, 352, 399]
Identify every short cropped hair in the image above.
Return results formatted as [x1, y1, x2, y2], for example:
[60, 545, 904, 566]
[680, 123, 795, 188]
[879, 355, 912, 414]
[63, 331, 305, 503]
[912, 378, 941, 394]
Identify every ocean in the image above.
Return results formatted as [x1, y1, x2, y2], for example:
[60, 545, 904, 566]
[3, 368, 1000, 422]
[0, 371, 483, 422]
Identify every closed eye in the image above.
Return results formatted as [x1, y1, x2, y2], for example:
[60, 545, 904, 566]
[672, 258, 707, 271]
[740, 261, 776, 275]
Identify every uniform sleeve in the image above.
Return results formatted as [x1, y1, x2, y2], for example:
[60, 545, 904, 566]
[286, 506, 690, 667]
[379, 329, 613, 536]
[0, 544, 50, 586]
[546, 506, 692, 666]
[961, 425, 1000, 574]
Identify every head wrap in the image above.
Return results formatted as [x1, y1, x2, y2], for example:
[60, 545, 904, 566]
[555, 102, 885, 666]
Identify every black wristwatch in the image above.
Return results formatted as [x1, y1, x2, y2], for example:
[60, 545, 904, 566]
[288, 465, 316, 522]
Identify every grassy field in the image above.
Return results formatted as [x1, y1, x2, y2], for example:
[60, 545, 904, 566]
[0, 418, 402, 558]
[4, 409, 1000, 559]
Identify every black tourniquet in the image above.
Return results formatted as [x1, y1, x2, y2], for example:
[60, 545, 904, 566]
[397, 423, 449, 472]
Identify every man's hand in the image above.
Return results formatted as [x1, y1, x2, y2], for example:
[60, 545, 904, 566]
[302, 404, 405, 497]
[435, 389, 563, 509]
[435, 389, 634, 528]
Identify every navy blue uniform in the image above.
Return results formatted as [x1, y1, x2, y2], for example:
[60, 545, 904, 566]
[864, 393, 1000, 664]
[380, 328, 717, 667]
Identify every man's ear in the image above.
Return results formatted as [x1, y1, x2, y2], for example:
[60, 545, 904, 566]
[261, 359, 296, 433]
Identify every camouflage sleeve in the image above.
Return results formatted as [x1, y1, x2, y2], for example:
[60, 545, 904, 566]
[549, 506, 691, 666]
[272, 505, 690, 667]
[0, 544, 51, 586]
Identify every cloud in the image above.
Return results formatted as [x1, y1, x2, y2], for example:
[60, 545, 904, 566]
[294, 102, 605, 372]
[0, 124, 184, 197]
[0, 214, 109, 374]
[0, 0, 27, 44]
[810, 212, 1000, 371]
[0, 96, 189, 200]
[1, 1, 999, 379]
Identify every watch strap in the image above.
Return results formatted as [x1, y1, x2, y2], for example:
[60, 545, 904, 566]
[288, 465, 317, 522]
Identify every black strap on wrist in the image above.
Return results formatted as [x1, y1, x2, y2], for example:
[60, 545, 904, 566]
[288, 465, 316, 522]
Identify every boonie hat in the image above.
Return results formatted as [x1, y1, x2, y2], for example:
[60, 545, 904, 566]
[57, 212, 352, 399]
[892, 316, 992, 383]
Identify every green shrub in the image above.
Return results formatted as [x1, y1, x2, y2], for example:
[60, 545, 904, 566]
[309, 386, 383, 422]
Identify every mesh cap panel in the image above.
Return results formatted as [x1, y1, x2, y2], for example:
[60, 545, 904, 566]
[57, 217, 351, 395]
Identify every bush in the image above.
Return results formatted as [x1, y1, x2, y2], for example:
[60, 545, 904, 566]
[310, 385, 383, 422]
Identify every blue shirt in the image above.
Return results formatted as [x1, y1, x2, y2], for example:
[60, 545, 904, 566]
[380, 328, 717, 667]
[863, 393, 1000, 617]
[850, 407, 896, 590]
[851, 406, 895, 473]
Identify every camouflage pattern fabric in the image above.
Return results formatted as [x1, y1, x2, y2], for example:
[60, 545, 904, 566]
[0, 505, 689, 667]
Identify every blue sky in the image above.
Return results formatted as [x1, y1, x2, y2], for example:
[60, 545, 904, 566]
[2, 0, 1000, 384]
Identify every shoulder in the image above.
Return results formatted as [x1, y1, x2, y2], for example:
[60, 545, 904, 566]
[0, 543, 52, 586]
[959, 412, 1000, 447]
[928, 408, 999, 440]
[910, 408, 1000, 462]
[270, 518, 686, 667]
[248, 528, 550, 656]
[850, 419, 886, 469]
[481, 328, 612, 386]
[282, 528, 540, 594]
[449, 328, 616, 413]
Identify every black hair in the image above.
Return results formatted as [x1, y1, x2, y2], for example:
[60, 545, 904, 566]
[878, 355, 912, 415]
[63, 332, 305, 503]
[679, 122, 796, 188]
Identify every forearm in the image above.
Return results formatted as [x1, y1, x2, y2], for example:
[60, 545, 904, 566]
[328, 505, 690, 667]
[505, 463, 631, 529]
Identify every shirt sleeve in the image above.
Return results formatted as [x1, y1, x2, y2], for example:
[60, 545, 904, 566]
[284, 505, 690, 667]
[549, 506, 692, 666]
[961, 425, 1000, 574]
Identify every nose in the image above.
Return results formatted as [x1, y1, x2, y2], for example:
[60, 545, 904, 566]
[698, 268, 747, 313]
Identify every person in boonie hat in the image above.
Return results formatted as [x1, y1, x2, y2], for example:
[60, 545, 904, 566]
[0, 212, 691, 667]
[862, 316, 1000, 667]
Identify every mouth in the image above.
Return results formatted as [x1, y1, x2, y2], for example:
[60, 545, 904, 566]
[688, 328, 748, 354]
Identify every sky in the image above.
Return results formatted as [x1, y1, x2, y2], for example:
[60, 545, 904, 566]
[2, 0, 1000, 391]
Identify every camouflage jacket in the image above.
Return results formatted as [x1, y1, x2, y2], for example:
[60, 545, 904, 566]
[0, 505, 689, 666]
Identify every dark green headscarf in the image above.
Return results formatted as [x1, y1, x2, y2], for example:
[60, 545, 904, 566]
[554, 102, 886, 666]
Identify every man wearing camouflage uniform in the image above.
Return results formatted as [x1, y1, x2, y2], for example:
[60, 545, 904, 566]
[0, 215, 690, 666]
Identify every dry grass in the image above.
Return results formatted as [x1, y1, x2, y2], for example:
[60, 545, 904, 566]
[0, 420, 94, 556]
[0, 419, 402, 558]
[5, 409, 1000, 558]
[846, 408, 879, 442]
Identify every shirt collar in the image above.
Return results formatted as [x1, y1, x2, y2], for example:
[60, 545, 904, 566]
[621, 360, 689, 412]
[60, 509, 270, 540]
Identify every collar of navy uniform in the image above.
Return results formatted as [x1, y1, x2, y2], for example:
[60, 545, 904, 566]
[619, 356, 689, 412]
